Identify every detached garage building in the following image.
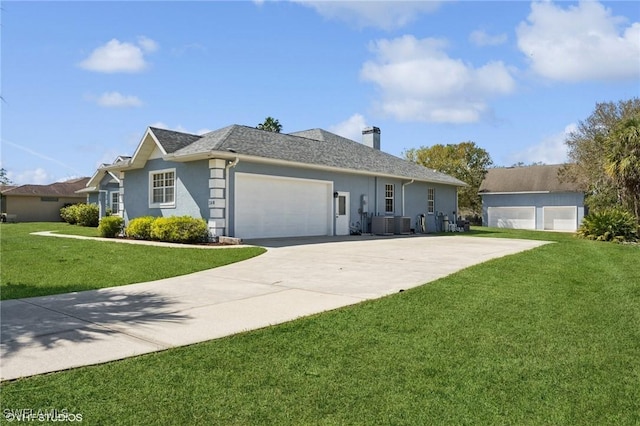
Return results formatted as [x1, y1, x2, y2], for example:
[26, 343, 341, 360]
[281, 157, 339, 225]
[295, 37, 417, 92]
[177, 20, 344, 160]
[479, 164, 585, 232]
[83, 125, 467, 239]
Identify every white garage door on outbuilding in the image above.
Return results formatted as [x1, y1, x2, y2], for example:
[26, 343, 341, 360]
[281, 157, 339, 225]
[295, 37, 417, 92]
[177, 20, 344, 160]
[234, 172, 333, 239]
[543, 206, 577, 231]
[488, 206, 535, 230]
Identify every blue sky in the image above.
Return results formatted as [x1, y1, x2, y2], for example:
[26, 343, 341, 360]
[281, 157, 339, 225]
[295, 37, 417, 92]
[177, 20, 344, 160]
[2, 1, 639, 184]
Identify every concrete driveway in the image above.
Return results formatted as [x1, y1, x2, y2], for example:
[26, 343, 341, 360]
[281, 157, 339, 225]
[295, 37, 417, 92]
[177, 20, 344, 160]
[0, 235, 547, 381]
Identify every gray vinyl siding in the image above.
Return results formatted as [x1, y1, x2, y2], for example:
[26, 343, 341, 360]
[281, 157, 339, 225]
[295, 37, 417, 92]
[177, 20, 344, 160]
[481, 192, 585, 230]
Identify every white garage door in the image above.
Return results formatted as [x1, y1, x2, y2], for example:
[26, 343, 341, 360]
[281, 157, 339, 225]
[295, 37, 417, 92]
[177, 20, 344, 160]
[543, 206, 577, 231]
[488, 207, 535, 230]
[234, 173, 333, 239]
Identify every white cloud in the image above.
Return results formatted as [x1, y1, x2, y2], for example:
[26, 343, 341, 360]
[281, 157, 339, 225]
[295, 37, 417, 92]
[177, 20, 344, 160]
[507, 123, 575, 165]
[516, 1, 640, 82]
[137, 36, 158, 53]
[328, 114, 368, 142]
[96, 92, 143, 108]
[7, 168, 51, 185]
[360, 35, 516, 123]
[469, 30, 508, 46]
[79, 37, 158, 73]
[292, 1, 442, 30]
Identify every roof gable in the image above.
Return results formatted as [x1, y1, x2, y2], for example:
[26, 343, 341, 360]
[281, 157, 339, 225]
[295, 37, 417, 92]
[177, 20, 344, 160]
[128, 127, 202, 169]
[479, 165, 582, 193]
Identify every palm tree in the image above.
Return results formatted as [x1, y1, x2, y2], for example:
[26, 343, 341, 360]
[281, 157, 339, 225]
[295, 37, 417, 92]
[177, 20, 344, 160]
[604, 115, 640, 220]
[257, 117, 282, 133]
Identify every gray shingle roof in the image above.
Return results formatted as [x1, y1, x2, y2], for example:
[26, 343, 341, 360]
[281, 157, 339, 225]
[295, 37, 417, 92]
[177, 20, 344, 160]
[168, 125, 466, 186]
[1, 178, 90, 197]
[149, 127, 202, 153]
[479, 164, 582, 193]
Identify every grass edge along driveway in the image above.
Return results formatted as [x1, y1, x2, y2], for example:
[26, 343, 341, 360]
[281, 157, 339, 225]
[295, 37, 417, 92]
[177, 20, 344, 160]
[0, 222, 265, 300]
[1, 225, 639, 424]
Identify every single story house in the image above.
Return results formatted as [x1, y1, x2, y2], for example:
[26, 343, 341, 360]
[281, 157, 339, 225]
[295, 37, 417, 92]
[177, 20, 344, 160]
[1, 177, 90, 222]
[82, 125, 467, 239]
[479, 164, 585, 231]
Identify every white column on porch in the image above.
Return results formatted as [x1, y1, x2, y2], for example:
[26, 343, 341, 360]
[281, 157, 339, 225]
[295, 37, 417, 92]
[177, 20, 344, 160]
[118, 172, 125, 217]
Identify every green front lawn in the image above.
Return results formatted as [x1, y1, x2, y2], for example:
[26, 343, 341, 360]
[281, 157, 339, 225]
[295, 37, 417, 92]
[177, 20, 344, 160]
[1, 226, 638, 424]
[0, 223, 265, 300]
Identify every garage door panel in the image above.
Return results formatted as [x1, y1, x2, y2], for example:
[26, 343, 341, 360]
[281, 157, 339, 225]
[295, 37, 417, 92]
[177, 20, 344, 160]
[235, 173, 332, 239]
[543, 206, 577, 231]
[488, 207, 535, 230]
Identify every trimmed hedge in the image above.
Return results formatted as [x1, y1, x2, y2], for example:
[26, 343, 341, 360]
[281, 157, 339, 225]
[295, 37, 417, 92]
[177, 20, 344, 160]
[60, 204, 99, 227]
[126, 216, 155, 240]
[125, 216, 209, 244]
[150, 216, 209, 244]
[98, 216, 124, 238]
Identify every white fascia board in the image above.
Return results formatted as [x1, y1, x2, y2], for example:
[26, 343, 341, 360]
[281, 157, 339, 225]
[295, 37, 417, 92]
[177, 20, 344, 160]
[129, 128, 168, 169]
[75, 186, 98, 194]
[85, 169, 105, 188]
[106, 171, 121, 183]
[167, 151, 466, 187]
[479, 191, 551, 195]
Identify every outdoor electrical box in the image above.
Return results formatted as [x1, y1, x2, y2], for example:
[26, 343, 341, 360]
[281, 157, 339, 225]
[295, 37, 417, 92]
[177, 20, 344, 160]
[361, 195, 368, 213]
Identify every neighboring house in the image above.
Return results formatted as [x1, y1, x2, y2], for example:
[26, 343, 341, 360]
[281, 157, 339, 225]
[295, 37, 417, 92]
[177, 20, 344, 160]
[83, 125, 467, 239]
[0, 177, 90, 222]
[479, 164, 585, 231]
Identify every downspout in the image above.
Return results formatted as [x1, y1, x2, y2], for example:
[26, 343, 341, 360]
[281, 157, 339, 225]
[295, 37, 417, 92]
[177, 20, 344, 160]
[224, 157, 240, 236]
[401, 179, 414, 216]
[374, 176, 378, 215]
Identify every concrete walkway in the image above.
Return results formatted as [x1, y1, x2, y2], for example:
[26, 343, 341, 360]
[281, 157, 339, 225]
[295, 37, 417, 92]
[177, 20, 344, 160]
[0, 235, 547, 381]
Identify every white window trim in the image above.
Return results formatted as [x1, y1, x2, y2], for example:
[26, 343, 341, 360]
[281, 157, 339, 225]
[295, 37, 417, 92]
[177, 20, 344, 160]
[110, 191, 121, 216]
[427, 188, 435, 214]
[149, 168, 176, 208]
[385, 183, 394, 214]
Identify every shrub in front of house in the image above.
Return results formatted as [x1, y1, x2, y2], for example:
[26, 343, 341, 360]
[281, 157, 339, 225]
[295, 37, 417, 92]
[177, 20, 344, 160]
[125, 216, 156, 240]
[150, 216, 209, 244]
[577, 207, 638, 242]
[60, 204, 79, 224]
[98, 216, 124, 238]
[75, 203, 99, 227]
[60, 203, 99, 227]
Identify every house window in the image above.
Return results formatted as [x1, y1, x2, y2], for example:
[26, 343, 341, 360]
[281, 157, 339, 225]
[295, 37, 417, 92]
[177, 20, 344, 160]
[40, 197, 59, 202]
[149, 169, 176, 207]
[428, 188, 435, 214]
[110, 191, 120, 214]
[385, 184, 394, 214]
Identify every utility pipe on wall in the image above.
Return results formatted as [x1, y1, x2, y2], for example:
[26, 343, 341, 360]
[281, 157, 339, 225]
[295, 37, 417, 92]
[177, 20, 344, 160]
[401, 179, 414, 216]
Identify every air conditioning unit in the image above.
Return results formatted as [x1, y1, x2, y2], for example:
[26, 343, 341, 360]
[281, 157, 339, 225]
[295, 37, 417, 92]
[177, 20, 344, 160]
[372, 216, 394, 235]
[394, 216, 411, 234]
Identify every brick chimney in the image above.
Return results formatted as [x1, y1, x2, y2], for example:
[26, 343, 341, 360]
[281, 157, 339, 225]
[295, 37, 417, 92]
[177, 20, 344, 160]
[362, 126, 380, 150]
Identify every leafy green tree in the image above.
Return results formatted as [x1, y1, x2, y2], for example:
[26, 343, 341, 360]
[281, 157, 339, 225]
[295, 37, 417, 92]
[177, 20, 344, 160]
[0, 168, 12, 185]
[604, 115, 640, 220]
[562, 98, 640, 213]
[405, 142, 493, 215]
[257, 117, 282, 133]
